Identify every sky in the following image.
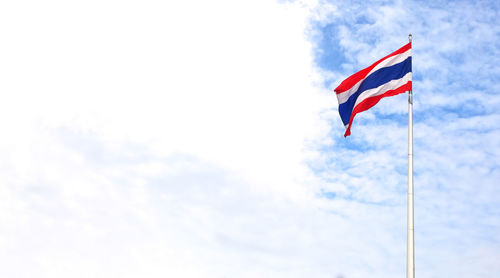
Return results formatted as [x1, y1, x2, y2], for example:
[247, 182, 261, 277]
[1, 0, 499, 277]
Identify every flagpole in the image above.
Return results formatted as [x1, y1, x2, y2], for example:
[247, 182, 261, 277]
[407, 33, 415, 278]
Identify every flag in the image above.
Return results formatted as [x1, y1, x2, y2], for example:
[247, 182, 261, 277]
[335, 42, 412, 137]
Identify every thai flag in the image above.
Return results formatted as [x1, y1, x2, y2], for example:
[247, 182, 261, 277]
[335, 42, 412, 137]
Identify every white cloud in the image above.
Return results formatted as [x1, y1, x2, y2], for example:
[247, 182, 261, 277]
[0, 0, 346, 277]
[0, 0, 331, 194]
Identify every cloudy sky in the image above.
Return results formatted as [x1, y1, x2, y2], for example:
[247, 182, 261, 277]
[1, 0, 499, 277]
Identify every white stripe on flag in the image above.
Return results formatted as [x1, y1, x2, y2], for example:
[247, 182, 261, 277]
[353, 72, 412, 108]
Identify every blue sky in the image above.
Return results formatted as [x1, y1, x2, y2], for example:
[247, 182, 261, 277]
[310, 1, 500, 277]
[0, 0, 499, 277]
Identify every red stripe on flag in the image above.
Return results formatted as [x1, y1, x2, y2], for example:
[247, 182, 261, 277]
[343, 81, 412, 137]
[335, 43, 412, 95]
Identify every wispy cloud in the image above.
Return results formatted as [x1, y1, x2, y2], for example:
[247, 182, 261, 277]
[0, 0, 499, 277]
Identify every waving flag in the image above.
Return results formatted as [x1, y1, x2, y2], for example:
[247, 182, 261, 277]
[335, 42, 412, 137]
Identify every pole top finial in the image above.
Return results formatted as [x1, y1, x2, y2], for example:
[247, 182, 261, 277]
[409, 33, 412, 42]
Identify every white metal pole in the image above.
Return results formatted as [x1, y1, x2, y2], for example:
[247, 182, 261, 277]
[407, 33, 415, 278]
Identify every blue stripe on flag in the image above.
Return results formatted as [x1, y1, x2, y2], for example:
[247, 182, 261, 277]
[338, 57, 412, 125]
